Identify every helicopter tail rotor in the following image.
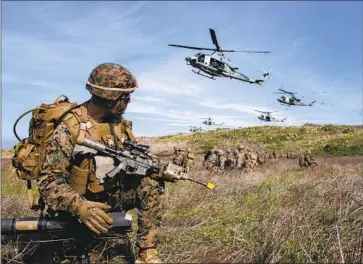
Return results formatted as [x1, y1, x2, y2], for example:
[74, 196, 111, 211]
[262, 68, 272, 80]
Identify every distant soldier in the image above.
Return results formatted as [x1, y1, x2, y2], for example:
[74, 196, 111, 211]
[287, 150, 299, 159]
[204, 149, 218, 170]
[234, 144, 245, 169]
[204, 146, 217, 163]
[173, 147, 187, 166]
[234, 149, 243, 169]
[257, 150, 266, 165]
[216, 149, 226, 172]
[272, 148, 278, 159]
[225, 149, 236, 170]
[299, 150, 318, 169]
[244, 148, 258, 172]
[182, 147, 195, 172]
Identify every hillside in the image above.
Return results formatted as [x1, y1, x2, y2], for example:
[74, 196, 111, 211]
[1, 124, 363, 263]
[155, 124, 363, 156]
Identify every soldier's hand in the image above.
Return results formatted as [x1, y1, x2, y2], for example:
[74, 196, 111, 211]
[162, 169, 181, 182]
[76, 200, 114, 235]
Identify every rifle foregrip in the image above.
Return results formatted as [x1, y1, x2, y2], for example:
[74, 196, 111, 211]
[106, 165, 122, 178]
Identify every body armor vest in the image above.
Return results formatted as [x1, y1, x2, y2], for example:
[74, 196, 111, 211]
[62, 104, 135, 195]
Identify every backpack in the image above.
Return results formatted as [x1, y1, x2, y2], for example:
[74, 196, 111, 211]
[11, 95, 79, 209]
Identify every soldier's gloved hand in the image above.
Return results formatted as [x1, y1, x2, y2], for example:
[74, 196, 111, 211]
[76, 200, 114, 235]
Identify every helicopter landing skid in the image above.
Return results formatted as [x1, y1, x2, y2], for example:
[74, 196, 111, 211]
[192, 70, 215, 80]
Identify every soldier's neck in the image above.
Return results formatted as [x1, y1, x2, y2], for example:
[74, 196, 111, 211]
[87, 100, 109, 123]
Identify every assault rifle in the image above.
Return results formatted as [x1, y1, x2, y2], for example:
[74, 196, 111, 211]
[77, 138, 215, 189]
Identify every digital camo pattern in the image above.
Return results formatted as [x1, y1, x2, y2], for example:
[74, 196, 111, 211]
[136, 177, 166, 248]
[37, 119, 164, 249]
[37, 122, 86, 213]
[87, 63, 138, 100]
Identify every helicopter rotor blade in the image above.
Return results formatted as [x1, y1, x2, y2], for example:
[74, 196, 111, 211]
[168, 44, 216, 51]
[209, 28, 221, 52]
[221, 50, 271, 53]
[278, 88, 296, 95]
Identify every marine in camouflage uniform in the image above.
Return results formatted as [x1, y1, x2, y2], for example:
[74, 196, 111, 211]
[216, 149, 226, 173]
[244, 148, 258, 172]
[257, 150, 266, 165]
[235, 144, 245, 169]
[299, 150, 318, 169]
[203, 146, 217, 164]
[36, 63, 177, 263]
[287, 150, 299, 159]
[225, 149, 236, 170]
[204, 149, 218, 170]
[181, 148, 195, 172]
[172, 147, 184, 166]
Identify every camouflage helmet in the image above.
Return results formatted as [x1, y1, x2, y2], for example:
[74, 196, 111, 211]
[86, 63, 138, 100]
[187, 147, 192, 152]
[226, 149, 231, 153]
[237, 144, 243, 150]
[217, 149, 224, 155]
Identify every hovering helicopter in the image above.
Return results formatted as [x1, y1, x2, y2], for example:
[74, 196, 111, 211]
[168, 28, 272, 85]
[189, 126, 203, 132]
[201, 117, 224, 126]
[254, 110, 287, 122]
[275, 88, 316, 106]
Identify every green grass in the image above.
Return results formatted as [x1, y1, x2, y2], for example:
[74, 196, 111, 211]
[157, 124, 363, 156]
[2, 124, 363, 263]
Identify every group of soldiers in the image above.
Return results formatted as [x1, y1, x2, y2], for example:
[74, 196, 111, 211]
[203, 144, 268, 172]
[202, 145, 317, 172]
[171, 144, 318, 173]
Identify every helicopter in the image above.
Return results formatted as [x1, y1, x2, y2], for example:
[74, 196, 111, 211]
[254, 110, 287, 122]
[275, 88, 316, 106]
[201, 117, 224, 126]
[168, 28, 272, 85]
[189, 126, 203, 132]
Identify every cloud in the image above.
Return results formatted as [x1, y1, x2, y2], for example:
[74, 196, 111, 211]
[133, 95, 162, 102]
[2, 2, 362, 142]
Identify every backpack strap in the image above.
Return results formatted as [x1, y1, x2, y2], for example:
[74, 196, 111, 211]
[121, 119, 136, 141]
[61, 102, 92, 145]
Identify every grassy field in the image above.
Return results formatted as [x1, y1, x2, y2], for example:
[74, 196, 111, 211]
[1, 124, 363, 263]
[157, 124, 363, 156]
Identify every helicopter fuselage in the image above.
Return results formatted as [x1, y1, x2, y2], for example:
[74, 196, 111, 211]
[277, 97, 315, 106]
[185, 52, 267, 84]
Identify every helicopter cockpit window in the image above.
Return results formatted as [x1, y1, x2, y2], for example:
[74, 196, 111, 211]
[198, 54, 205, 63]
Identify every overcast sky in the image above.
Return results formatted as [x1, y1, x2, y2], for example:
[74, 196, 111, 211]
[2, 1, 362, 148]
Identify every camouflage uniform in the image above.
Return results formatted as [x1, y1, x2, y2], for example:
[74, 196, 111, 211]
[244, 148, 258, 172]
[172, 147, 185, 166]
[36, 63, 169, 263]
[204, 150, 218, 170]
[204, 146, 217, 163]
[216, 149, 226, 172]
[257, 150, 266, 165]
[235, 144, 245, 169]
[181, 148, 195, 172]
[225, 149, 236, 170]
[287, 150, 299, 159]
[299, 150, 317, 169]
